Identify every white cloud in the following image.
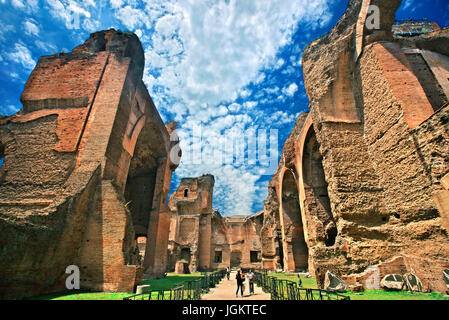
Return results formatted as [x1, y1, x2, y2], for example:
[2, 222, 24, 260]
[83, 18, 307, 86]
[283, 83, 298, 97]
[228, 103, 241, 113]
[115, 5, 151, 30]
[6, 43, 36, 71]
[1, 105, 21, 116]
[35, 40, 58, 53]
[24, 20, 39, 36]
[109, 0, 123, 9]
[45, 0, 93, 30]
[11, 0, 25, 9]
[129, 0, 333, 118]
[243, 101, 258, 109]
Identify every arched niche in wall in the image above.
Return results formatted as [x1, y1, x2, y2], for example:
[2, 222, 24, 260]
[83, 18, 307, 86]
[302, 126, 337, 247]
[124, 121, 166, 238]
[281, 169, 308, 271]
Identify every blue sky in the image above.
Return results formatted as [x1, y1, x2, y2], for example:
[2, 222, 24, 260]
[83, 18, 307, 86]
[0, 0, 448, 216]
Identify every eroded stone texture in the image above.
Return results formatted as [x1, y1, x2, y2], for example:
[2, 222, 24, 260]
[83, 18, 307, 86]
[261, 0, 449, 293]
[0, 29, 180, 298]
[168, 175, 263, 272]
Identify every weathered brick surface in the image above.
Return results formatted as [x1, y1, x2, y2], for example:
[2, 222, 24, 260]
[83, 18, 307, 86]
[262, 0, 449, 293]
[0, 29, 179, 298]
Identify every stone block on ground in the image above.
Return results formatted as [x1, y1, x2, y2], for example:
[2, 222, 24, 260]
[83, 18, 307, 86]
[136, 285, 151, 295]
[324, 270, 347, 293]
[404, 273, 423, 292]
[380, 274, 405, 291]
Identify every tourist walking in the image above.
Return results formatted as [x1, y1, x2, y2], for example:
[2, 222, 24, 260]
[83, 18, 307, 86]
[247, 270, 254, 295]
[226, 267, 230, 280]
[241, 271, 246, 295]
[235, 270, 244, 297]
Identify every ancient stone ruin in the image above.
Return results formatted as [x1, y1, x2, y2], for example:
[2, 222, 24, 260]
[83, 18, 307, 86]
[167, 175, 263, 273]
[260, 0, 449, 293]
[1, 0, 449, 299]
[0, 30, 180, 299]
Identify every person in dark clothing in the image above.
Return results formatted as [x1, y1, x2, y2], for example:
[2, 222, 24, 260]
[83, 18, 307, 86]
[235, 269, 244, 297]
[298, 274, 303, 288]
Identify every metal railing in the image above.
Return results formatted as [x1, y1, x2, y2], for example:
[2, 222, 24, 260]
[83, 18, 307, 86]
[254, 271, 350, 301]
[123, 270, 226, 301]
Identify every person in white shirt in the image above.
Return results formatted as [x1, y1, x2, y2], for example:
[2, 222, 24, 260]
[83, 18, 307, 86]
[247, 270, 254, 295]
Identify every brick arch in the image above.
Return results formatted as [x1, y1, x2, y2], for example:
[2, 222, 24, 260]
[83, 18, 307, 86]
[295, 114, 337, 250]
[279, 168, 308, 272]
[124, 121, 166, 237]
[302, 123, 337, 247]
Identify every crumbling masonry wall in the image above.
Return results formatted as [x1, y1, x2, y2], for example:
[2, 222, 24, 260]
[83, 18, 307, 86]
[261, 0, 449, 293]
[0, 29, 179, 298]
[168, 175, 263, 272]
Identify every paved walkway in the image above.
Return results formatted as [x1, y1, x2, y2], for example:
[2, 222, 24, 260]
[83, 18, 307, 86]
[202, 271, 271, 300]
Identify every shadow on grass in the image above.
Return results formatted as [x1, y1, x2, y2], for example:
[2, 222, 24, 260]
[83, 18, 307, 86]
[141, 273, 204, 290]
[25, 290, 131, 300]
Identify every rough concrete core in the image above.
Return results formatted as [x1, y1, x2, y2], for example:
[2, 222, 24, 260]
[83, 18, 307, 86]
[261, 0, 449, 293]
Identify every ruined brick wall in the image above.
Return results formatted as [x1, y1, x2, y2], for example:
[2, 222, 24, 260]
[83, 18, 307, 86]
[168, 175, 263, 272]
[0, 29, 178, 298]
[261, 0, 449, 292]
[168, 175, 215, 272]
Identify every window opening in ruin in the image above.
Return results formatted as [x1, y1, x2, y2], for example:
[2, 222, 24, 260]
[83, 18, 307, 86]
[406, 53, 448, 112]
[303, 127, 337, 247]
[230, 250, 242, 268]
[184, 188, 189, 197]
[250, 251, 260, 263]
[0, 157, 4, 168]
[214, 251, 222, 263]
[136, 236, 147, 258]
[282, 170, 308, 271]
[277, 238, 284, 270]
[181, 247, 191, 264]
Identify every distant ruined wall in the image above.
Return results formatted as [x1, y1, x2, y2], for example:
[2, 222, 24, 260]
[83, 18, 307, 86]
[0, 29, 180, 299]
[168, 175, 263, 272]
[262, 0, 449, 293]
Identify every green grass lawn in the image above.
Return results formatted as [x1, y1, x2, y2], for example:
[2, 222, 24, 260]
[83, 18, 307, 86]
[25, 291, 131, 300]
[140, 272, 204, 290]
[26, 273, 205, 300]
[268, 272, 449, 300]
[268, 272, 318, 289]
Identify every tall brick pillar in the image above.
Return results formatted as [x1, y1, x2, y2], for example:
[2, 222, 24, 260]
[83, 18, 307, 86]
[143, 156, 176, 276]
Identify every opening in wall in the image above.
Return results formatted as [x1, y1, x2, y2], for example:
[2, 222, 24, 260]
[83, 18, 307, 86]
[282, 170, 308, 271]
[0, 157, 4, 168]
[250, 251, 260, 263]
[184, 189, 189, 197]
[230, 250, 242, 268]
[303, 126, 337, 247]
[136, 236, 147, 259]
[214, 251, 222, 263]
